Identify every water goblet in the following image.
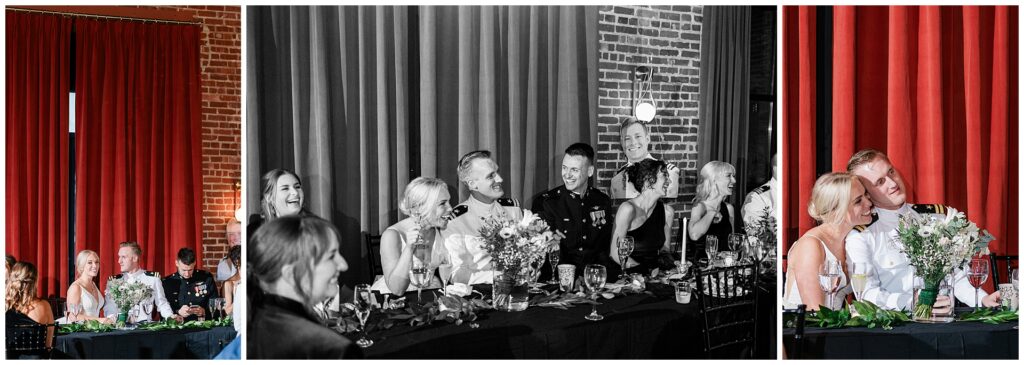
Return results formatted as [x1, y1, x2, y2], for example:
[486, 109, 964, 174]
[818, 260, 842, 310]
[617, 236, 635, 281]
[583, 264, 607, 321]
[409, 263, 431, 303]
[353, 284, 374, 348]
[968, 257, 989, 312]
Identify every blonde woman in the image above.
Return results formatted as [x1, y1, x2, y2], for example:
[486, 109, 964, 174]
[248, 169, 313, 237]
[6, 262, 55, 348]
[223, 245, 241, 316]
[370, 177, 452, 295]
[687, 161, 737, 260]
[66, 250, 113, 323]
[783, 172, 873, 310]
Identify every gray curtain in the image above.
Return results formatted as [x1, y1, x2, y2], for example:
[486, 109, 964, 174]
[697, 6, 751, 230]
[247, 6, 598, 284]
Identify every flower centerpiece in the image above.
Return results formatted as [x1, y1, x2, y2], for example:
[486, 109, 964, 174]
[479, 209, 555, 311]
[106, 278, 153, 324]
[896, 206, 993, 321]
[744, 207, 777, 267]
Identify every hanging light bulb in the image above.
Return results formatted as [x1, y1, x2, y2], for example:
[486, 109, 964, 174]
[633, 66, 656, 122]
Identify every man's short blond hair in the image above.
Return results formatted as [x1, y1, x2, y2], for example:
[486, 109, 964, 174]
[119, 241, 142, 257]
[846, 149, 890, 172]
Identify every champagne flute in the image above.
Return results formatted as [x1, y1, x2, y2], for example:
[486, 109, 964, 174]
[353, 284, 374, 348]
[968, 257, 989, 312]
[706, 236, 719, 268]
[849, 262, 869, 303]
[617, 236, 635, 280]
[818, 260, 842, 310]
[547, 245, 561, 285]
[409, 263, 430, 303]
[584, 264, 607, 321]
[438, 262, 454, 296]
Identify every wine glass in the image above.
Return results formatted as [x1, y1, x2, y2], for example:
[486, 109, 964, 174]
[617, 236, 635, 281]
[438, 261, 454, 296]
[849, 262, 869, 303]
[409, 263, 431, 303]
[818, 260, 842, 310]
[969, 257, 989, 312]
[353, 284, 374, 348]
[584, 264, 607, 321]
[706, 236, 719, 268]
[547, 245, 561, 285]
[728, 233, 744, 253]
[209, 298, 223, 320]
[68, 302, 82, 323]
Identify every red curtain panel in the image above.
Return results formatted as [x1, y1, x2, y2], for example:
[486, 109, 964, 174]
[74, 18, 204, 288]
[5, 11, 72, 298]
[783, 6, 1019, 286]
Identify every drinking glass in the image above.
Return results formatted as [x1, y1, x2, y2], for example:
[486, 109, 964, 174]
[617, 236, 635, 281]
[849, 262, 869, 303]
[438, 262, 454, 296]
[728, 233, 744, 253]
[705, 236, 719, 268]
[68, 302, 82, 323]
[547, 246, 561, 285]
[528, 259, 545, 293]
[409, 264, 431, 303]
[584, 264, 607, 321]
[211, 298, 224, 320]
[969, 257, 989, 312]
[818, 260, 842, 310]
[353, 284, 374, 348]
[1012, 268, 1019, 291]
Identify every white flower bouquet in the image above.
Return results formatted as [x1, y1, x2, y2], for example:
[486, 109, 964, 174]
[107, 278, 153, 319]
[479, 209, 555, 311]
[896, 207, 994, 319]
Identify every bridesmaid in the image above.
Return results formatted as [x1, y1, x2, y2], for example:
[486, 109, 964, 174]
[610, 159, 674, 276]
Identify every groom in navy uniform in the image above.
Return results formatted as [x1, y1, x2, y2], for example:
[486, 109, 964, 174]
[532, 143, 612, 278]
[163, 247, 219, 322]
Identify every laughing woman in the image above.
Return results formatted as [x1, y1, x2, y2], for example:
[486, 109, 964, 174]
[610, 159, 675, 276]
[247, 215, 360, 359]
[370, 177, 451, 295]
[686, 161, 737, 260]
[248, 169, 313, 237]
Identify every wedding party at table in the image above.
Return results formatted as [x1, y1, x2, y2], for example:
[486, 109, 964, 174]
[245, 5, 777, 359]
[780, 5, 1018, 359]
[5, 6, 242, 359]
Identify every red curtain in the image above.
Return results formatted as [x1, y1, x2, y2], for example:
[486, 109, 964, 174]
[784, 6, 1018, 289]
[5, 11, 72, 298]
[74, 18, 205, 289]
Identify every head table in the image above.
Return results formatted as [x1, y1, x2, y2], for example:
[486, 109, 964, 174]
[54, 325, 236, 359]
[348, 280, 774, 359]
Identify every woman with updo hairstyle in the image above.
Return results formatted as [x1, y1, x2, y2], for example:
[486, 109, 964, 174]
[610, 159, 675, 276]
[6, 262, 55, 348]
[66, 250, 113, 323]
[370, 177, 453, 294]
[782, 172, 873, 310]
[248, 169, 314, 238]
[686, 161, 737, 261]
[247, 215, 359, 359]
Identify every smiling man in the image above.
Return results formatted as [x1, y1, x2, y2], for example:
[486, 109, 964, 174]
[443, 150, 524, 285]
[845, 149, 1000, 312]
[609, 117, 680, 199]
[532, 143, 612, 277]
[102, 241, 180, 323]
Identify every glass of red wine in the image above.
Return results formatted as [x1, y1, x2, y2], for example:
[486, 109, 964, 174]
[968, 257, 989, 312]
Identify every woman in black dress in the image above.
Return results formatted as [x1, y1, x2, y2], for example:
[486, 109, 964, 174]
[6, 261, 55, 351]
[610, 159, 675, 276]
[247, 215, 360, 359]
[687, 161, 737, 262]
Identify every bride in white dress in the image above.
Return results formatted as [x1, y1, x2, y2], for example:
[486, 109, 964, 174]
[369, 177, 451, 295]
[783, 173, 872, 310]
[66, 250, 113, 323]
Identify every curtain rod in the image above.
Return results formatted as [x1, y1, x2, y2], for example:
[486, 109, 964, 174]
[6, 7, 202, 26]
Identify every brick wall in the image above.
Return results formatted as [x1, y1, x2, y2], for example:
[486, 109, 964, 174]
[149, 6, 242, 272]
[596, 5, 703, 239]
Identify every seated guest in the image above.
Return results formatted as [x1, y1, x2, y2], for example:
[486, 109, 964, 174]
[687, 161, 737, 260]
[248, 169, 312, 238]
[533, 143, 611, 277]
[371, 177, 450, 294]
[6, 262, 55, 348]
[163, 248, 219, 322]
[610, 159, 675, 276]
[223, 246, 241, 315]
[782, 173, 869, 310]
[66, 250, 113, 324]
[102, 241, 180, 323]
[444, 150, 524, 285]
[742, 153, 778, 229]
[5, 254, 15, 277]
[248, 215, 360, 359]
[217, 220, 242, 284]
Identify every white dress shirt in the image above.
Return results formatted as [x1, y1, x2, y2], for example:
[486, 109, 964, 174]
[103, 269, 175, 320]
[845, 203, 988, 310]
[442, 195, 523, 285]
[741, 177, 777, 229]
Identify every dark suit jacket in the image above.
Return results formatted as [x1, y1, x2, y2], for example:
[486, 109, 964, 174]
[247, 293, 362, 359]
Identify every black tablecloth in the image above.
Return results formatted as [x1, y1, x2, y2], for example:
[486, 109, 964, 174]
[362, 283, 702, 359]
[55, 326, 237, 359]
[784, 321, 1018, 359]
